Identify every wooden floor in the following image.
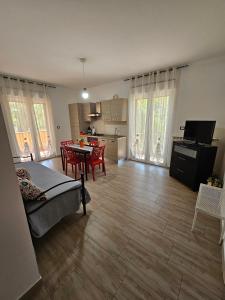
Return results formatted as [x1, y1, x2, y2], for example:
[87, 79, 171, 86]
[25, 157, 225, 300]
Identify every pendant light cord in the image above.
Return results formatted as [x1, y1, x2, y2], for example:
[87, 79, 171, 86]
[82, 61, 85, 87]
[79, 57, 89, 98]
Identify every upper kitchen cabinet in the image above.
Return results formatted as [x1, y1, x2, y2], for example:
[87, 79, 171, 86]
[101, 98, 128, 122]
[79, 103, 91, 122]
[78, 102, 101, 122]
[101, 100, 112, 121]
[111, 98, 128, 121]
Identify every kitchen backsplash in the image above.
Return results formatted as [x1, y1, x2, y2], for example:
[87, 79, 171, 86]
[90, 118, 128, 136]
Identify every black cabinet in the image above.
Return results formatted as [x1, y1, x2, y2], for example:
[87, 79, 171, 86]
[169, 141, 217, 191]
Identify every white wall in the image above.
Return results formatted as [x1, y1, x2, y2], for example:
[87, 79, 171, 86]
[48, 86, 79, 154]
[173, 55, 225, 135]
[82, 80, 130, 136]
[0, 106, 40, 300]
[49, 55, 225, 175]
[84, 56, 225, 175]
[48, 81, 130, 144]
[86, 80, 129, 101]
[173, 55, 225, 176]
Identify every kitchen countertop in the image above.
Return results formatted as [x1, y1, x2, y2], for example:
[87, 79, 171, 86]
[80, 134, 126, 139]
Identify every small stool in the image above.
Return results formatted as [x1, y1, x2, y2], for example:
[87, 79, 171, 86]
[191, 183, 225, 244]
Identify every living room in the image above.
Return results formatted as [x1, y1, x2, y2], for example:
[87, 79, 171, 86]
[1, 1, 225, 300]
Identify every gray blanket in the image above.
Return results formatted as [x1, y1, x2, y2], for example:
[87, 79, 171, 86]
[16, 161, 91, 238]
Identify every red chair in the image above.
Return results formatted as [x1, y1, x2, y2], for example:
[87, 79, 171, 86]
[60, 140, 74, 147]
[60, 140, 74, 170]
[89, 141, 99, 147]
[87, 145, 106, 181]
[64, 146, 81, 179]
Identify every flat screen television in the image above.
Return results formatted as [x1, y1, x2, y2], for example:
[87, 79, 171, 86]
[183, 120, 216, 144]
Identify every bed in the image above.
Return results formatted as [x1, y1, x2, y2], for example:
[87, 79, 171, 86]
[15, 161, 91, 238]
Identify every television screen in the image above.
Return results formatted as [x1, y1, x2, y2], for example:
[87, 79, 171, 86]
[183, 121, 216, 144]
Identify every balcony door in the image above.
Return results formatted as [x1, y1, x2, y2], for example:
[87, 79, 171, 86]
[132, 96, 170, 165]
[9, 99, 54, 160]
[1, 78, 56, 161]
[128, 69, 176, 167]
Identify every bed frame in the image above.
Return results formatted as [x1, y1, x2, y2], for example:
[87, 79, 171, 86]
[32, 175, 86, 215]
[13, 154, 86, 215]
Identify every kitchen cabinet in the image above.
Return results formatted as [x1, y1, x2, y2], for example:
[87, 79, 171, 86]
[111, 98, 127, 121]
[101, 98, 128, 122]
[79, 103, 91, 122]
[77, 134, 127, 162]
[99, 136, 127, 162]
[106, 138, 117, 160]
[68, 103, 80, 141]
[101, 100, 112, 121]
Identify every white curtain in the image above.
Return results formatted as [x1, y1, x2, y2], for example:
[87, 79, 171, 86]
[0, 76, 56, 161]
[128, 68, 177, 167]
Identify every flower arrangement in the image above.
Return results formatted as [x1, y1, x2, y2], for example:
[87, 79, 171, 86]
[207, 176, 223, 188]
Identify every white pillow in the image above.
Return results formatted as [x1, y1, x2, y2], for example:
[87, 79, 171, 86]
[16, 168, 31, 180]
[18, 178, 47, 201]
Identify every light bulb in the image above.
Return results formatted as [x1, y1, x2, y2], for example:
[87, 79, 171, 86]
[81, 88, 89, 99]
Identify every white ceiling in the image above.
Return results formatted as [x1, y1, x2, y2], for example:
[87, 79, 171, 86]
[0, 0, 225, 88]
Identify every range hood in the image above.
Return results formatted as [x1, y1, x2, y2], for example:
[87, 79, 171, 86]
[88, 102, 101, 117]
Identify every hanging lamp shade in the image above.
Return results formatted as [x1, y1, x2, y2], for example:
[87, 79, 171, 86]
[81, 87, 89, 99]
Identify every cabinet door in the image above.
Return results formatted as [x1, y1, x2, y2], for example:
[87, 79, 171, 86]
[101, 99, 127, 122]
[69, 103, 80, 140]
[106, 139, 118, 161]
[81, 103, 91, 122]
[110, 99, 119, 121]
[69, 103, 79, 125]
[70, 125, 80, 141]
[120, 98, 128, 121]
[113, 98, 127, 121]
[101, 100, 112, 121]
[118, 137, 127, 159]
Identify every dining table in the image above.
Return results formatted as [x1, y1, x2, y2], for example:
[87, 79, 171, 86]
[60, 144, 93, 180]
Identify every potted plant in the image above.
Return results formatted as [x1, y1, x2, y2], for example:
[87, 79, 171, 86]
[207, 175, 223, 188]
[79, 138, 85, 148]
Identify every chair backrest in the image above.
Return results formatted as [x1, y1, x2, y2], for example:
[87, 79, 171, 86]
[91, 145, 105, 161]
[60, 140, 73, 146]
[89, 141, 99, 147]
[64, 146, 78, 160]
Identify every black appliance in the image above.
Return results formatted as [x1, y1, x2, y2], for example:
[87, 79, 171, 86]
[183, 120, 216, 145]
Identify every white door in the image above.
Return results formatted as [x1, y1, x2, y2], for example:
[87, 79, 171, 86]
[133, 96, 169, 165]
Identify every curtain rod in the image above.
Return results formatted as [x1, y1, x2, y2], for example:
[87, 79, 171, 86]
[124, 64, 189, 82]
[0, 73, 56, 88]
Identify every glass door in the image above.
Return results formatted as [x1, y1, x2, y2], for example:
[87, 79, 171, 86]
[9, 97, 54, 160]
[133, 96, 169, 165]
[9, 100, 34, 157]
[149, 96, 169, 164]
[133, 98, 148, 160]
[33, 102, 53, 159]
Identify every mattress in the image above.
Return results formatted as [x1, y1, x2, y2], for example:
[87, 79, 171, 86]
[15, 161, 91, 237]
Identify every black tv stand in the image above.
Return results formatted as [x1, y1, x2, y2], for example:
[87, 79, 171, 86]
[169, 140, 217, 191]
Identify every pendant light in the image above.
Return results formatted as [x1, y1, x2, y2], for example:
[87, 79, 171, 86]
[80, 58, 89, 99]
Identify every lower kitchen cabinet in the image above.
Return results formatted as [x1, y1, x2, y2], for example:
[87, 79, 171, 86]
[100, 137, 127, 162]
